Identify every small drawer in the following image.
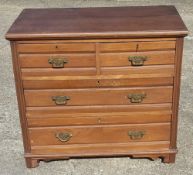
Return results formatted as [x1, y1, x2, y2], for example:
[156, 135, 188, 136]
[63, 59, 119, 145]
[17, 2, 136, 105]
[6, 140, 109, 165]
[29, 123, 171, 146]
[100, 51, 175, 67]
[24, 86, 173, 107]
[19, 53, 96, 68]
[17, 43, 95, 53]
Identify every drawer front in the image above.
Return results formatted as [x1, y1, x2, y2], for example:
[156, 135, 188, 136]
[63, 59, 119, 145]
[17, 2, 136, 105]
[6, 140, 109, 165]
[19, 53, 96, 68]
[100, 51, 175, 67]
[101, 65, 174, 76]
[99, 40, 175, 52]
[24, 86, 173, 107]
[17, 43, 95, 53]
[23, 77, 173, 89]
[21, 68, 97, 77]
[27, 110, 171, 127]
[29, 123, 170, 146]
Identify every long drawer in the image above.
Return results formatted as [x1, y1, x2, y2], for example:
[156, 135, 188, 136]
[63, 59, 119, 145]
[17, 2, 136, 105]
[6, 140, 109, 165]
[29, 123, 171, 146]
[24, 86, 173, 107]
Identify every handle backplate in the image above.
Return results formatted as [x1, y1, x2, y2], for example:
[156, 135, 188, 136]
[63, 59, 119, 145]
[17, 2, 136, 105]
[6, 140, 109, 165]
[56, 132, 72, 142]
[52, 96, 70, 105]
[127, 93, 146, 103]
[128, 131, 145, 140]
[128, 56, 147, 66]
[48, 58, 68, 68]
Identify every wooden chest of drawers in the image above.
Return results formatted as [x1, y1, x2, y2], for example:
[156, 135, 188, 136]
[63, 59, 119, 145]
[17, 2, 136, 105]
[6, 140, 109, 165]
[6, 6, 188, 168]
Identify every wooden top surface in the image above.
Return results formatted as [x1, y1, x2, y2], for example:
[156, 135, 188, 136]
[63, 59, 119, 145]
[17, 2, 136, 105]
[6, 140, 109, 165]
[6, 6, 188, 40]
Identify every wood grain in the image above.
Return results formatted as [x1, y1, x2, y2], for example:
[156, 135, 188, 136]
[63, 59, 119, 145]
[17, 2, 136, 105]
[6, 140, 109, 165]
[29, 123, 171, 146]
[23, 77, 173, 89]
[21, 68, 97, 76]
[27, 111, 171, 127]
[101, 65, 174, 76]
[19, 53, 96, 68]
[6, 6, 188, 40]
[26, 103, 172, 115]
[31, 141, 170, 155]
[24, 86, 173, 106]
[100, 51, 175, 67]
[17, 43, 95, 53]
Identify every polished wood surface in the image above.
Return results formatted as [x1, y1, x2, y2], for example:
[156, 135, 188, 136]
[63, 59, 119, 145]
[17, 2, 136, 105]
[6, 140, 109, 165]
[6, 6, 188, 40]
[19, 53, 96, 68]
[27, 111, 171, 127]
[23, 77, 173, 89]
[6, 6, 188, 167]
[100, 41, 175, 52]
[24, 86, 173, 106]
[29, 123, 170, 146]
[30, 141, 170, 155]
[100, 51, 175, 67]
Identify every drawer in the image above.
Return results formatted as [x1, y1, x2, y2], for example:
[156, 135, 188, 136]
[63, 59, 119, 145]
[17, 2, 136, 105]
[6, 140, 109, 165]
[101, 65, 174, 76]
[17, 43, 95, 53]
[23, 77, 173, 89]
[19, 53, 96, 68]
[99, 40, 175, 52]
[27, 110, 171, 127]
[29, 123, 171, 146]
[100, 51, 175, 67]
[21, 68, 96, 77]
[24, 86, 173, 107]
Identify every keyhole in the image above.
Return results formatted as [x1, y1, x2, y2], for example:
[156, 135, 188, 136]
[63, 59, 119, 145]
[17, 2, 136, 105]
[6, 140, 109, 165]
[97, 80, 100, 87]
[98, 118, 101, 124]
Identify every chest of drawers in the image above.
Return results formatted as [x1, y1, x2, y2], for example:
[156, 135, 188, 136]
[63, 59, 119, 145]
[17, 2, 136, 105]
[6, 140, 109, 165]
[6, 6, 188, 168]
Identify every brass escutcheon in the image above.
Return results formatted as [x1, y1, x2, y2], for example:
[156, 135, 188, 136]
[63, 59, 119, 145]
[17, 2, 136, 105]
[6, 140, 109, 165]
[52, 96, 70, 105]
[127, 93, 146, 103]
[128, 56, 147, 66]
[48, 58, 68, 68]
[128, 131, 145, 140]
[55, 132, 72, 142]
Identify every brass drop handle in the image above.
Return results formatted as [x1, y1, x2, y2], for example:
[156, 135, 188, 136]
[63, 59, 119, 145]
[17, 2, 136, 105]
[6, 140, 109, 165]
[128, 56, 147, 66]
[56, 132, 72, 142]
[48, 58, 68, 68]
[128, 131, 145, 140]
[52, 96, 70, 105]
[127, 93, 146, 103]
